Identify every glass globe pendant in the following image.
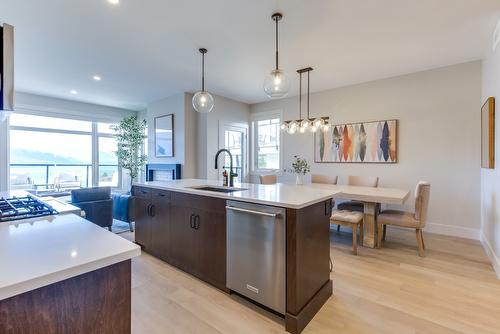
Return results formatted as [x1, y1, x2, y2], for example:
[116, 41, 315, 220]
[287, 120, 298, 134]
[300, 118, 312, 130]
[192, 48, 214, 113]
[263, 13, 290, 99]
[313, 118, 325, 128]
[264, 69, 291, 98]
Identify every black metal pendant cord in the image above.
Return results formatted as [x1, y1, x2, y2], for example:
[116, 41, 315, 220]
[275, 15, 279, 70]
[299, 72, 302, 119]
[199, 48, 207, 92]
[272, 13, 282, 71]
[307, 70, 310, 119]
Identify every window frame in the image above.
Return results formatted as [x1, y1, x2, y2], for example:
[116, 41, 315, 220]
[9, 111, 122, 190]
[250, 110, 283, 175]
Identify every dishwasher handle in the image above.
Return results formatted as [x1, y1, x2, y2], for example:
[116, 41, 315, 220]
[226, 206, 280, 218]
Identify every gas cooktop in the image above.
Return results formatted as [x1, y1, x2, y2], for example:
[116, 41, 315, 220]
[0, 195, 58, 222]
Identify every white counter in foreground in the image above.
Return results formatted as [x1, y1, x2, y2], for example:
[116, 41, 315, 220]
[0, 214, 141, 300]
[134, 179, 340, 209]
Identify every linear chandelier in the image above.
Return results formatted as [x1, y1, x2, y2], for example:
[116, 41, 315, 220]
[280, 67, 331, 134]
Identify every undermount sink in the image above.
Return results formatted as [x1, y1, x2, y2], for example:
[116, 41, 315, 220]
[189, 186, 247, 193]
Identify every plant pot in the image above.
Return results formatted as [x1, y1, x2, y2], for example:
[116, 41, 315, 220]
[296, 174, 304, 185]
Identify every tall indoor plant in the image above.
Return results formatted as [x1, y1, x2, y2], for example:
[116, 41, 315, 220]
[111, 116, 147, 191]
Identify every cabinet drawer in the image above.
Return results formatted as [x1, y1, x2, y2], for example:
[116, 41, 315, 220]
[133, 186, 152, 199]
[172, 192, 225, 213]
[152, 189, 171, 202]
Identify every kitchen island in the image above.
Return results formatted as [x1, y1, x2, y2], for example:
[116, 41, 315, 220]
[0, 213, 141, 333]
[132, 179, 339, 334]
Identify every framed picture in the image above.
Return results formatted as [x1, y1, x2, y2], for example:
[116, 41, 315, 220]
[481, 97, 495, 169]
[315, 119, 398, 163]
[154, 114, 174, 157]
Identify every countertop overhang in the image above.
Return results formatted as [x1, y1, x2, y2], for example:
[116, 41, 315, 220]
[0, 214, 141, 301]
[133, 179, 340, 209]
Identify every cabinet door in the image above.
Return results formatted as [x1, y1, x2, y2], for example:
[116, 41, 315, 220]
[150, 190, 171, 262]
[170, 205, 196, 273]
[133, 196, 152, 250]
[192, 209, 227, 290]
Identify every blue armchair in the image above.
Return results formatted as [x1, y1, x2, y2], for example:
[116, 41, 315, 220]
[71, 187, 113, 230]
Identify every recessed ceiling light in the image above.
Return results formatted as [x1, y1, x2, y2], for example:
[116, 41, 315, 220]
[108, 0, 119, 5]
[93, 75, 102, 81]
[70, 90, 78, 95]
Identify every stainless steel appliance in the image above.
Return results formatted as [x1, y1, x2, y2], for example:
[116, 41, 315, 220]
[226, 200, 286, 314]
[0, 195, 58, 222]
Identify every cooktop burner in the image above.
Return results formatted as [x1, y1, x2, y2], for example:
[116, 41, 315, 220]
[0, 195, 58, 222]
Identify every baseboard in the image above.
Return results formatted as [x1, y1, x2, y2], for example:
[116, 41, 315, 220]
[423, 222, 480, 240]
[480, 232, 500, 280]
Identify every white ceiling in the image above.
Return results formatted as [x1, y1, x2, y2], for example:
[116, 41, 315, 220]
[1, 0, 500, 111]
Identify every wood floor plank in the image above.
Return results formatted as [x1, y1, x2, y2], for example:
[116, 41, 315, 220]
[121, 227, 500, 334]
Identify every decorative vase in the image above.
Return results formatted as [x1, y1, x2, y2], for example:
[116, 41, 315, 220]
[295, 174, 304, 185]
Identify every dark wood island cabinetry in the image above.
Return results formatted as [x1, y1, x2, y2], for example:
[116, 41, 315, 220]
[132, 184, 332, 334]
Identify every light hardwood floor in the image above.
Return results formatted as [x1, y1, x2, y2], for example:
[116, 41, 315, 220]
[121, 228, 500, 334]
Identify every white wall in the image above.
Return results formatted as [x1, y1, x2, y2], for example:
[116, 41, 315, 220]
[481, 28, 500, 278]
[197, 95, 250, 180]
[251, 62, 482, 239]
[146, 93, 198, 178]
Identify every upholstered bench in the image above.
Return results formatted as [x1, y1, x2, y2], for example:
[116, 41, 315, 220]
[330, 210, 364, 255]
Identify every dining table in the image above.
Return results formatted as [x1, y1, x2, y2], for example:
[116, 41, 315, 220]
[310, 184, 411, 248]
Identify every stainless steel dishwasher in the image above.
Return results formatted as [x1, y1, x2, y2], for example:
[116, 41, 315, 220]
[226, 200, 286, 314]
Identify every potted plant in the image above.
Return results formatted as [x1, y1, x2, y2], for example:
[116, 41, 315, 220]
[285, 155, 311, 185]
[111, 116, 148, 192]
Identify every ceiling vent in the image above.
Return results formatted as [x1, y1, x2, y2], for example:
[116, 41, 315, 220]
[493, 19, 500, 53]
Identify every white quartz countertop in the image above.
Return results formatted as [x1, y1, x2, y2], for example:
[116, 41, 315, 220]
[0, 214, 141, 300]
[134, 179, 340, 209]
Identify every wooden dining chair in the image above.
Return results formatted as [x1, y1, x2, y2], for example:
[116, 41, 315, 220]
[311, 174, 338, 185]
[330, 210, 364, 255]
[377, 181, 431, 257]
[259, 174, 277, 184]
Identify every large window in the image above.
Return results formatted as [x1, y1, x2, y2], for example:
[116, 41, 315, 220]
[251, 111, 282, 173]
[9, 114, 121, 191]
[98, 123, 120, 187]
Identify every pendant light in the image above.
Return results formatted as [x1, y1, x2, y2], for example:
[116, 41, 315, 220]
[263, 13, 291, 99]
[281, 67, 331, 134]
[192, 48, 215, 113]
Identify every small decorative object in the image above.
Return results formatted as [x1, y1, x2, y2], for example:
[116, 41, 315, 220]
[111, 116, 147, 190]
[192, 48, 215, 113]
[481, 97, 495, 169]
[285, 155, 311, 185]
[155, 114, 174, 157]
[315, 119, 398, 163]
[280, 67, 330, 134]
[263, 13, 291, 98]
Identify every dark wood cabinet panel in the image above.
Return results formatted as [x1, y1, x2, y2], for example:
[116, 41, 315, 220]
[0, 261, 131, 334]
[133, 195, 152, 250]
[150, 190, 171, 262]
[169, 205, 196, 273]
[194, 209, 226, 290]
[285, 199, 332, 333]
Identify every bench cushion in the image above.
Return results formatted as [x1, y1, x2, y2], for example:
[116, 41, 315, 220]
[331, 210, 363, 224]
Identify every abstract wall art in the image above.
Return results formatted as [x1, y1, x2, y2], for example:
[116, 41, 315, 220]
[315, 119, 398, 163]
